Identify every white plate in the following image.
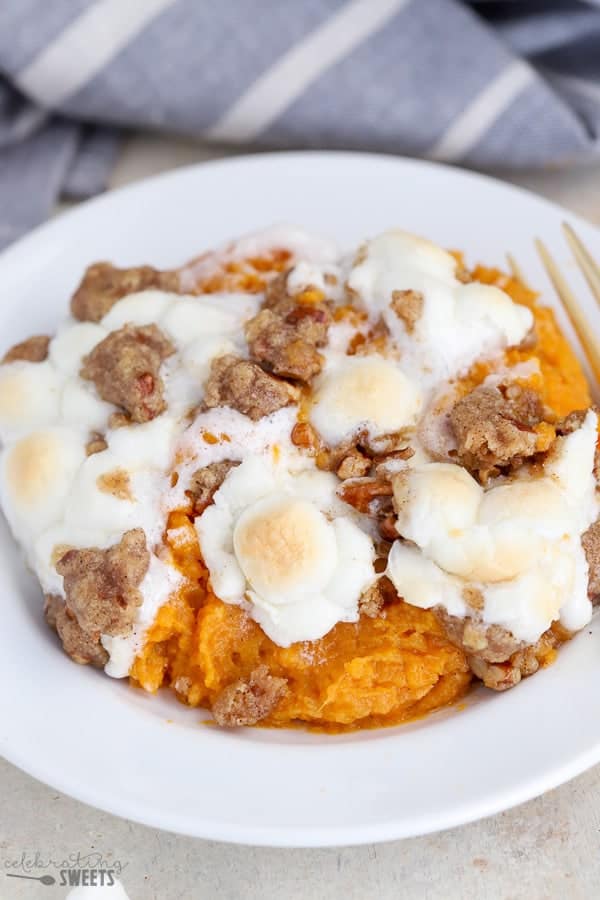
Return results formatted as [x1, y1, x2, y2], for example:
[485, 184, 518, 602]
[1, 152, 600, 848]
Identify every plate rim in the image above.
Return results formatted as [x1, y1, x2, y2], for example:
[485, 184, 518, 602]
[2, 149, 600, 848]
[3, 703, 600, 848]
[2, 149, 598, 270]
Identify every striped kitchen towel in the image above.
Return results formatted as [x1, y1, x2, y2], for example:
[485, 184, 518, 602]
[1, 0, 600, 249]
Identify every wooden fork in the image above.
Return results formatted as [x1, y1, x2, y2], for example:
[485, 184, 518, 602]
[507, 223, 600, 385]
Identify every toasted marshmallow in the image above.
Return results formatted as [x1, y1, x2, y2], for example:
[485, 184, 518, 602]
[388, 411, 599, 642]
[387, 534, 591, 644]
[393, 460, 580, 582]
[481, 538, 589, 642]
[196, 456, 375, 645]
[348, 230, 533, 385]
[0, 427, 86, 542]
[0, 361, 63, 441]
[310, 356, 422, 446]
[64, 416, 178, 543]
[393, 463, 482, 546]
[395, 467, 567, 582]
[478, 479, 570, 534]
[234, 495, 337, 602]
[0, 225, 594, 679]
[387, 540, 466, 617]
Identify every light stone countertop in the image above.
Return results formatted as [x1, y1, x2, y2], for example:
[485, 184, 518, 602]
[2, 135, 600, 900]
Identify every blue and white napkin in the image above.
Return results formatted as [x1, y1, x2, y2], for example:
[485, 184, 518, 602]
[1, 0, 600, 248]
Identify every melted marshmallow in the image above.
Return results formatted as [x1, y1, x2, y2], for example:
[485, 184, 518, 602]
[101, 289, 258, 419]
[348, 231, 533, 386]
[102, 553, 183, 678]
[167, 405, 303, 511]
[387, 411, 598, 642]
[0, 361, 64, 441]
[0, 427, 87, 543]
[0, 225, 594, 678]
[0, 285, 261, 675]
[178, 225, 339, 292]
[286, 259, 344, 302]
[310, 355, 422, 446]
[196, 456, 375, 645]
[63, 416, 179, 543]
[49, 321, 106, 375]
[209, 224, 339, 266]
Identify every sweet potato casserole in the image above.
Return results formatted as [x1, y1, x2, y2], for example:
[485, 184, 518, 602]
[1, 226, 598, 730]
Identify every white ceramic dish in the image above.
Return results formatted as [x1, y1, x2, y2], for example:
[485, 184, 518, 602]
[1, 152, 600, 848]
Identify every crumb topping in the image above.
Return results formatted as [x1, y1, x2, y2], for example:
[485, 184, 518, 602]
[212, 665, 287, 726]
[359, 576, 396, 618]
[449, 383, 545, 481]
[3, 335, 50, 364]
[245, 307, 326, 382]
[583, 518, 600, 602]
[45, 593, 110, 667]
[81, 323, 175, 423]
[0, 225, 594, 720]
[188, 459, 240, 515]
[71, 262, 180, 322]
[56, 528, 149, 637]
[203, 354, 299, 420]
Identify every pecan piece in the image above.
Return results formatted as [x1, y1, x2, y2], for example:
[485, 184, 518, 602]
[359, 576, 396, 618]
[188, 460, 239, 515]
[449, 383, 544, 481]
[337, 477, 394, 515]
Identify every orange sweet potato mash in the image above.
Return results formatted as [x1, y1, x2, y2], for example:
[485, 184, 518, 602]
[130, 262, 590, 730]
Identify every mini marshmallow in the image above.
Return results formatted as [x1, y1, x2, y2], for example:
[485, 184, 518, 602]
[0, 427, 86, 542]
[348, 230, 533, 386]
[196, 456, 375, 645]
[310, 355, 422, 446]
[0, 361, 63, 441]
[388, 411, 599, 643]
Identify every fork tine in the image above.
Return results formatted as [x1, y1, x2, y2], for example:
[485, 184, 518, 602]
[506, 253, 530, 288]
[535, 238, 600, 385]
[562, 222, 600, 308]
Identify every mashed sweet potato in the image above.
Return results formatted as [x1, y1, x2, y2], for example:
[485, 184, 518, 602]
[131, 511, 471, 729]
[472, 265, 590, 415]
[130, 259, 590, 730]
